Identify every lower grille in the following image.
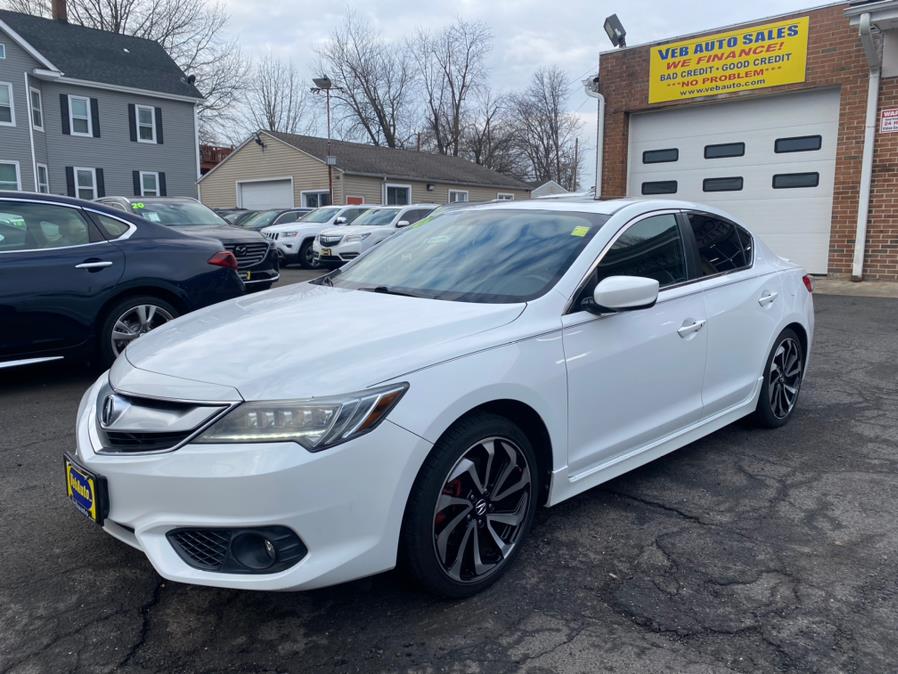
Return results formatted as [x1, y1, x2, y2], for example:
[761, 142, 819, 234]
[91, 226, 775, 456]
[225, 241, 270, 268]
[100, 430, 192, 452]
[168, 529, 231, 570]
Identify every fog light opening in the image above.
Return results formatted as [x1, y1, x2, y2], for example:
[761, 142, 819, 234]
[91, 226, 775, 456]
[231, 532, 278, 570]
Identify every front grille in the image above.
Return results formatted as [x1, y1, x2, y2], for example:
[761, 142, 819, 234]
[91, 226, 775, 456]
[169, 529, 231, 570]
[225, 241, 270, 268]
[319, 234, 343, 246]
[100, 430, 192, 452]
[263, 231, 279, 241]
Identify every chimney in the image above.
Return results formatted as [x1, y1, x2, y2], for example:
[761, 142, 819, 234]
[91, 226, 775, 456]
[52, 0, 68, 23]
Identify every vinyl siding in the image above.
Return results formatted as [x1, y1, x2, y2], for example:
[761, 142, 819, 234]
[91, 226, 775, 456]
[0, 36, 40, 190]
[341, 175, 530, 205]
[198, 137, 336, 208]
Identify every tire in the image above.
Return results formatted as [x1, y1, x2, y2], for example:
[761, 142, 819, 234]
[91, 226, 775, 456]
[754, 328, 805, 428]
[99, 295, 179, 368]
[401, 413, 539, 598]
[299, 240, 320, 269]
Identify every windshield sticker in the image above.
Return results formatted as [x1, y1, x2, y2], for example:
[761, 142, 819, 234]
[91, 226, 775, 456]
[132, 202, 145, 210]
[570, 225, 590, 237]
[144, 212, 161, 222]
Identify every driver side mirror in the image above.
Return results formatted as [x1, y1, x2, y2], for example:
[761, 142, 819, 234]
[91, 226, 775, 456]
[334, 216, 347, 225]
[589, 276, 659, 314]
[396, 220, 411, 228]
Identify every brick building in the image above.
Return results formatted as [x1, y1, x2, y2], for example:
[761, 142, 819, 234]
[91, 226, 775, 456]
[596, 1, 898, 280]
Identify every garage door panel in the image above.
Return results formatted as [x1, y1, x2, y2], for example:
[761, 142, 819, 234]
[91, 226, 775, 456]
[238, 179, 294, 209]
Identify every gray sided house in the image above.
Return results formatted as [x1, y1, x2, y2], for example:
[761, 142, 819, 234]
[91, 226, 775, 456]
[198, 131, 531, 209]
[0, 9, 202, 200]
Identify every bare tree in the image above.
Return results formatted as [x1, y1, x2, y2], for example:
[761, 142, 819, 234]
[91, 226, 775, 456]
[413, 19, 490, 156]
[317, 12, 416, 148]
[508, 66, 582, 188]
[242, 53, 312, 136]
[461, 90, 520, 176]
[2, 0, 248, 141]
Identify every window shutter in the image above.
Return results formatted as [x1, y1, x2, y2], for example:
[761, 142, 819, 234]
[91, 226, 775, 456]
[154, 107, 164, 144]
[65, 166, 75, 197]
[132, 171, 141, 196]
[90, 98, 100, 137]
[159, 172, 167, 196]
[96, 168, 105, 197]
[128, 104, 137, 142]
[60, 94, 70, 135]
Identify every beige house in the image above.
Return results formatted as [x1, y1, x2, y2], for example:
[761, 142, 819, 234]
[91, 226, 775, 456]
[197, 131, 531, 209]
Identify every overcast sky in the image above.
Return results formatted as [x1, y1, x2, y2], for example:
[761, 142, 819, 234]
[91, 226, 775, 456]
[220, 0, 822, 188]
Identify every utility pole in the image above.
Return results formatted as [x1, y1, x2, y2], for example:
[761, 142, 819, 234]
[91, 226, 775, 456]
[572, 137, 579, 191]
[312, 76, 338, 205]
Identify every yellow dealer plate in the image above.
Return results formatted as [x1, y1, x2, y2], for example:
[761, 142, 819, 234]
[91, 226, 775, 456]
[64, 454, 107, 525]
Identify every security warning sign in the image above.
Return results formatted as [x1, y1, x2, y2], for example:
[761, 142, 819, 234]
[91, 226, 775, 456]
[880, 108, 898, 133]
[648, 16, 810, 104]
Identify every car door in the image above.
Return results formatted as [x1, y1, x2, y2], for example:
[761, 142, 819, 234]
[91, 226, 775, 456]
[682, 211, 785, 415]
[561, 211, 708, 476]
[0, 199, 124, 360]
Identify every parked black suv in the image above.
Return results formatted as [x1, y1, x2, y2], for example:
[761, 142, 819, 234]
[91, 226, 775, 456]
[97, 197, 279, 291]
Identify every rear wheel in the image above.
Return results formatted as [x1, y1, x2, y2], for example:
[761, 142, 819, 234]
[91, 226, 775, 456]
[99, 296, 178, 367]
[299, 240, 320, 269]
[754, 328, 804, 428]
[401, 413, 538, 598]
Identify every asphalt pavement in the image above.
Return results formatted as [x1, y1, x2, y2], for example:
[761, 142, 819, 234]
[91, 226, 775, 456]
[1, 289, 896, 673]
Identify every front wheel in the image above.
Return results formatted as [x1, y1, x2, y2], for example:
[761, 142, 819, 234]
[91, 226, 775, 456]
[754, 328, 804, 428]
[299, 240, 320, 269]
[401, 413, 539, 598]
[99, 296, 178, 367]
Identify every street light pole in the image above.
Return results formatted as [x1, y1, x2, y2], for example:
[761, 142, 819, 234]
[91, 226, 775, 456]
[312, 76, 338, 205]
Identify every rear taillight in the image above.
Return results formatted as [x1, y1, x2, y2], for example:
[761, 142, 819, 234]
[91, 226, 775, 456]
[208, 251, 238, 270]
[802, 274, 814, 293]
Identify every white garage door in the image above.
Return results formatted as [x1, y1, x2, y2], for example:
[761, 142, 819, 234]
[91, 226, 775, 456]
[238, 179, 294, 209]
[628, 89, 840, 273]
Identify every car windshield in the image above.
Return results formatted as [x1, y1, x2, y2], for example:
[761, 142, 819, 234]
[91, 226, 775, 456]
[318, 209, 608, 303]
[299, 207, 341, 223]
[241, 210, 280, 228]
[131, 200, 225, 227]
[351, 208, 401, 226]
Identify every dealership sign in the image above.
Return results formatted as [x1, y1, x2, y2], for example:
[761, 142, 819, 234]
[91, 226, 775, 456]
[648, 16, 810, 104]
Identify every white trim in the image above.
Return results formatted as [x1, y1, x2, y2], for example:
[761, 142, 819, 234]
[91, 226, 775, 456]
[448, 189, 469, 203]
[29, 86, 43, 131]
[24, 73, 37, 191]
[0, 160, 22, 190]
[193, 104, 201, 183]
[29, 72, 203, 103]
[73, 166, 97, 200]
[235, 176, 296, 208]
[496, 192, 514, 201]
[383, 182, 412, 206]
[300, 189, 330, 208]
[68, 95, 93, 137]
[0, 19, 59, 71]
[36, 163, 49, 193]
[0, 81, 15, 127]
[135, 104, 157, 143]
[139, 171, 160, 197]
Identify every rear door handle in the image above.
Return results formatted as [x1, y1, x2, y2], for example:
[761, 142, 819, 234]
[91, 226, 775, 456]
[677, 319, 706, 338]
[758, 291, 779, 307]
[75, 260, 113, 270]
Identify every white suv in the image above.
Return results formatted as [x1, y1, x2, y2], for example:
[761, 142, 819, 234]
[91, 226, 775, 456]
[261, 205, 370, 268]
[313, 204, 437, 265]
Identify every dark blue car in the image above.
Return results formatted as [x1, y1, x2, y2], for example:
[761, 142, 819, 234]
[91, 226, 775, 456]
[0, 192, 245, 369]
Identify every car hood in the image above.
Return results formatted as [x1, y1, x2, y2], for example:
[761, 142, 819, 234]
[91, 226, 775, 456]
[121, 281, 525, 400]
[262, 222, 333, 235]
[322, 225, 392, 238]
[173, 224, 264, 244]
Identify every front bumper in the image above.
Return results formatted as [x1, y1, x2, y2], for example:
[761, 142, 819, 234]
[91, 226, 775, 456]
[72, 376, 432, 591]
[240, 248, 279, 286]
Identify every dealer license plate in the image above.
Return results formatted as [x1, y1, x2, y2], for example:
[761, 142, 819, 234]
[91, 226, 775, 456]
[321, 247, 332, 256]
[239, 270, 253, 281]
[64, 454, 107, 525]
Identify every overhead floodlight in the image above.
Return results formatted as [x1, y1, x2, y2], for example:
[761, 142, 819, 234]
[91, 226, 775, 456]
[604, 14, 627, 48]
[312, 76, 333, 90]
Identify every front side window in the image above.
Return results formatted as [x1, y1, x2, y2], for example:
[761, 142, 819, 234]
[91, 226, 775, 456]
[140, 171, 160, 197]
[320, 209, 608, 303]
[30, 88, 43, 130]
[136, 105, 156, 142]
[0, 161, 20, 190]
[75, 167, 97, 200]
[69, 96, 92, 136]
[36, 164, 49, 193]
[592, 214, 687, 290]
[340, 208, 368, 223]
[351, 208, 401, 226]
[385, 185, 411, 206]
[0, 202, 93, 251]
[0, 82, 14, 126]
[448, 190, 468, 203]
[687, 212, 752, 275]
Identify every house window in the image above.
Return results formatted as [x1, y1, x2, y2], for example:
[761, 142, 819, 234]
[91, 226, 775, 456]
[74, 167, 97, 200]
[496, 193, 514, 201]
[302, 191, 331, 207]
[703, 176, 744, 192]
[0, 82, 14, 127]
[642, 148, 678, 164]
[69, 95, 92, 136]
[385, 184, 411, 205]
[448, 189, 469, 203]
[0, 161, 21, 190]
[772, 172, 819, 189]
[135, 104, 156, 143]
[140, 171, 160, 196]
[775, 135, 822, 153]
[30, 87, 43, 131]
[36, 164, 49, 193]
[704, 142, 745, 159]
[641, 180, 677, 195]
[0, 44, 5, 59]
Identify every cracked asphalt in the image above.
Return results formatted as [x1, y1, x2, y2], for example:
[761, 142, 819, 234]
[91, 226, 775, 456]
[2, 292, 897, 673]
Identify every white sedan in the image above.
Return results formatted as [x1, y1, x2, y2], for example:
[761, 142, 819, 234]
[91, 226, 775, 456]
[65, 199, 813, 597]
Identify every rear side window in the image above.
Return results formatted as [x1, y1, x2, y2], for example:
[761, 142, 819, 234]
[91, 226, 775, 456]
[593, 214, 688, 289]
[687, 212, 752, 275]
[93, 213, 131, 239]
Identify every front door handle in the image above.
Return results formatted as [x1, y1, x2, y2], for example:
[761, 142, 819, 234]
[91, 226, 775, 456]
[677, 319, 706, 338]
[758, 291, 779, 307]
[75, 260, 113, 270]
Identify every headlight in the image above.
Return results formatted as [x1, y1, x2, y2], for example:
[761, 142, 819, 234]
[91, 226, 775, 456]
[344, 232, 372, 243]
[194, 383, 408, 451]
[281, 231, 299, 238]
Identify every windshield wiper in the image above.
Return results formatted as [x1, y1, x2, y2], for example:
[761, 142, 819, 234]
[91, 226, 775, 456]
[360, 286, 421, 298]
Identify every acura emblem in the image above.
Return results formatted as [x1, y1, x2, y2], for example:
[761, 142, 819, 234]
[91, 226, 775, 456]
[100, 394, 128, 428]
